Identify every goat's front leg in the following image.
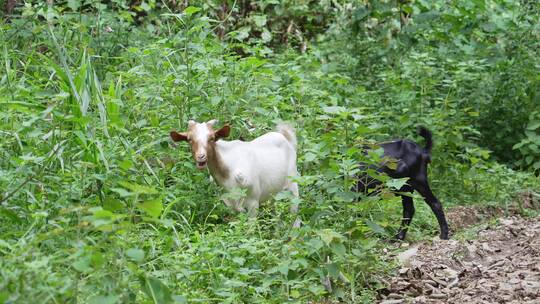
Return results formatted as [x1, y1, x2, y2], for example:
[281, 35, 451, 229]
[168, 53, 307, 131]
[245, 198, 259, 218]
[223, 198, 246, 213]
[396, 194, 415, 240]
[223, 198, 234, 209]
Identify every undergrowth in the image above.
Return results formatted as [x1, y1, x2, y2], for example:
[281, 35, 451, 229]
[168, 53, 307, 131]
[1, 1, 539, 303]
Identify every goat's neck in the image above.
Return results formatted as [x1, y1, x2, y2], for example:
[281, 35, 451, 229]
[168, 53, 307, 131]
[207, 141, 230, 183]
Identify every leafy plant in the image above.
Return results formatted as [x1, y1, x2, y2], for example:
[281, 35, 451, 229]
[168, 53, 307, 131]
[514, 111, 540, 172]
[1, 1, 539, 303]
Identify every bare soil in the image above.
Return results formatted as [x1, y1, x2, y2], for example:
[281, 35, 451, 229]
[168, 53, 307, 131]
[378, 215, 540, 303]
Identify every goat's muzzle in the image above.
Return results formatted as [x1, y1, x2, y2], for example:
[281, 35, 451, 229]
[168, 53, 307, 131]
[196, 155, 207, 170]
[196, 161, 207, 170]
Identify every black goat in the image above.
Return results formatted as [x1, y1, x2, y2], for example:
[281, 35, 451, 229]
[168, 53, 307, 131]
[355, 127, 449, 240]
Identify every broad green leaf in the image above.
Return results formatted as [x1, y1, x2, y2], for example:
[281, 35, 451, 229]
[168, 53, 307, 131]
[67, 0, 82, 11]
[88, 295, 119, 304]
[278, 262, 289, 275]
[232, 257, 245, 266]
[330, 241, 346, 256]
[118, 181, 158, 195]
[365, 220, 386, 235]
[140, 2, 151, 11]
[126, 248, 145, 262]
[513, 141, 526, 150]
[326, 262, 340, 278]
[183, 6, 201, 16]
[527, 120, 540, 130]
[386, 178, 409, 190]
[261, 29, 272, 42]
[304, 152, 317, 162]
[232, 26, 251, 41]
[103, 198, 125, 212]
[172, 295, 187, 304]
[322, 106, 346, 114]
[110, 187, 133, 198]
[140, 276, 173, 304]
[72, 256, 92, 273]
[317, 229, 343, 245]
[138, 199, 163, 218]
[252, 15, 267, 27]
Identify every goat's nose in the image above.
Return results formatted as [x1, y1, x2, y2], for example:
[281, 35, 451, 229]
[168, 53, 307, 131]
[197, 154, 206, 160]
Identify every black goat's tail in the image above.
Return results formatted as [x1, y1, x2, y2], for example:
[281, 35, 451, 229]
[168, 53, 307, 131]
[417, 126, 433, 154]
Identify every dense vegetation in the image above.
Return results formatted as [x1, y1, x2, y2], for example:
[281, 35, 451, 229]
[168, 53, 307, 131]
[1, 1, 539, 303]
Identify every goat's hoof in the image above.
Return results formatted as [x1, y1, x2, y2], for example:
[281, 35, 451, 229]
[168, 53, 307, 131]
[393, 232, 406, 242]
[321, 276, 332, 292]
[439, 234, 449, 240]
[292, 218, 302, 228]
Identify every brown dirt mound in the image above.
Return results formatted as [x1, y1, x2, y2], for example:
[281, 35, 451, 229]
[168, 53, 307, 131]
[446, 190, 540, 232]
[378, 216, 540, 304]
[446, 205, 505, 231]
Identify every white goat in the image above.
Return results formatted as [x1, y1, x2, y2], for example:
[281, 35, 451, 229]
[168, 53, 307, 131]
[170, 119, 300, 219]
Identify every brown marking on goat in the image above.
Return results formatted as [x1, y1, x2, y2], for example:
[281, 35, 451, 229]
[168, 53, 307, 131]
[170, 121, 231, 180]
[170, 131, 188, 142]
[207, 137, 230, 182]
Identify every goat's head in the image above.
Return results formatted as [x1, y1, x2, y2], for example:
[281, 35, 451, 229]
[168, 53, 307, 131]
[170, 119, 230, 170]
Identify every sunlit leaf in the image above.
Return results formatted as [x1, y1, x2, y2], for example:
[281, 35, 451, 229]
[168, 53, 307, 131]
[365, 220, 386, 235]
[137, 199, 163, 218]
[386, 178, 409, 190]
[126, 248, 145, 262]
[88, 295, 119, 304]
[140, 276, 173, 304]
[118, 181, 159, 195]
[183, 6, 201, 16]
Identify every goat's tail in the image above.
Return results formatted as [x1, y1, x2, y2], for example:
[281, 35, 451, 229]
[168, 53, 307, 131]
[417, 126, 433, 154]
[277, 123, 297, 149]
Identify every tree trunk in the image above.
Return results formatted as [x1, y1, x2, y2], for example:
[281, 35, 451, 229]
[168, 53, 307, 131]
[3, 0, 17, 17]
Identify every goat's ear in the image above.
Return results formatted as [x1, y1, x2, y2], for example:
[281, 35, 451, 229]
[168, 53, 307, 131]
[170, 131, 188, 142]
[215, 125, 230, 139]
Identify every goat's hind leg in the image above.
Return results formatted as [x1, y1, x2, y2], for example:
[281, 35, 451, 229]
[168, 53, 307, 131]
[414, 181, 449, 240]
[287, 181, 300, 213]
[286, 180, 302, 228]
[285, 169, 302, 227]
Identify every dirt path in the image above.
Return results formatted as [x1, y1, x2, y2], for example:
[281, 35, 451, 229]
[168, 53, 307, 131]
[378, 215, 540, 304]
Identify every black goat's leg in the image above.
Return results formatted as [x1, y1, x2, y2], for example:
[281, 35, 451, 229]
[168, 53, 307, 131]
[414, 182, 449, 240]
[396, 193, 415, 240]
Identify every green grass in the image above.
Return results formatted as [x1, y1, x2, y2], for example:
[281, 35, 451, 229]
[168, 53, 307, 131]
[1, 1, 539, 303]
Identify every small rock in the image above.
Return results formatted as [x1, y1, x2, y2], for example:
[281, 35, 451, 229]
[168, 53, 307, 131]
[380, 300, 403, 304]
[397, 246, 419, 266]
[441, 267, 458, 279]
[387, 293, 402, 299]
[398, 267, 409, 275]
[430, 293, 447, 299]
[500, 218, 514, 226]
